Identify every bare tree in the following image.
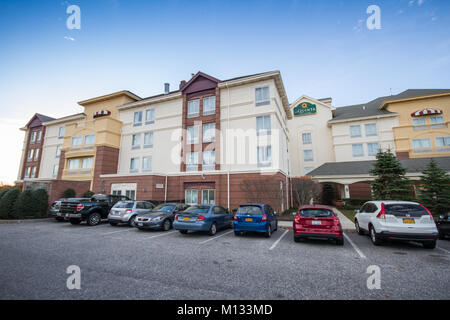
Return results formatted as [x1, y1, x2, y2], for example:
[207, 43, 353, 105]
[291, 178, 321, 207]
[240, 179, 282, 212]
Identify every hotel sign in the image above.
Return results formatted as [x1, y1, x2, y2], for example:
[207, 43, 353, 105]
[294, 102, 317, 117]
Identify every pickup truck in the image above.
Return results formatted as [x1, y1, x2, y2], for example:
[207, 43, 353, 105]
[60, 194, 131, 226]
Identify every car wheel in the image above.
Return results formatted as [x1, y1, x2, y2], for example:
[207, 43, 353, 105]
[438, 232, 445, 240]
[162, 219, 171, 231]
[87, 213, 101, 226]
[423, 241, 436, 249]
[336, 238, 344, 246]
[179, 230, 188, 234]
[275, 221, 278, 231]
[234, 231, 241, 236]
[369, 226, 382, 246]
[208, 223, 217, 236]
[128, 215, 137, 227]
[265, 225, 272, 238]
[109, 221, 118, 226]
[355, 220, 364, 235]
[69, 219, 81, 225]
[294, 236, 304, 243]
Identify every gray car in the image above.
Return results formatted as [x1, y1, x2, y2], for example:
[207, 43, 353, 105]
[108, 200, 155, 227]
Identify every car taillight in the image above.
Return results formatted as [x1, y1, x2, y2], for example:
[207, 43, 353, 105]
[419, 203, 434, 221]
[76, 204, 84, 211]
[333, 218, 341, 226]
[197, 215, 206, 221]
[376, 203, 386, 220]
[125, 209, 132, 214]
[261, 214, 267, 222]
[234, 214, 238, 221]
[294, 214, 301, 223]
[175, 214, 179, 221]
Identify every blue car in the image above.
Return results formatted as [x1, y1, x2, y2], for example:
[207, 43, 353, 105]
[233, 203, 278, 238]
[173, 204, 233, 236]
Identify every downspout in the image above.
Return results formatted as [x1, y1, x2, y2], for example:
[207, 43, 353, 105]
[164, 175, 168, 202]
[226, 82, 231, 210]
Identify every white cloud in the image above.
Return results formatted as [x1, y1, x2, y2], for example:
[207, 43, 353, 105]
[64, 36, 76, 41]
[409, 0, 425, 6]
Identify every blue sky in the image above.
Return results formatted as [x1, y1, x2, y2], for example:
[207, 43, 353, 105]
[0, 0, 449, 183]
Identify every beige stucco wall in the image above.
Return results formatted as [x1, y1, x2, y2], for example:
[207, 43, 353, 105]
[287, 97, 335, 176]
[385, 94, 450, 158]
[39, 124, 63, 179]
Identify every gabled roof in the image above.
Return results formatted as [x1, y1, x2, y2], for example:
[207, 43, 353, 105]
[180, 71, 220, 92]
[330, 89, 450, 123]
[78, 90, 141, 106]
[289, 95, 335, 111]
[24, 113, 56, 128]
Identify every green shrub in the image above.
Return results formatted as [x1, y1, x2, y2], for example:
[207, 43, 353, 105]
[62, 188, 76, 198]
[0, 188, 11, 200]
[0, 189, 20, 219]
[83, 190, 94, 198]
[14, 190, 35, 219]
[32, 189, 49, 218]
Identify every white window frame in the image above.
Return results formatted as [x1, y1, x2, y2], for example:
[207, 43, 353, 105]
[25, 167, 31, 178]
[257, 145, 272, 167]
[412, 118, 427, 130]
[367, 142, 379, 156]
[256, 115, 271, 136]
[202, 150, 215, 171]
[133, 111, 143, 127]
[185, 189, 198, 205]
[56, 145, 62, 158]
[203, 96, 216, 116]
[132, 134, 141, 150]
[30, 131, 37, 144]
[36, 131, 42, 143]
[187, 99, 200, 118]
[350, 125, 362, 138]
[53, 164, 59, 178]
[142, 156, 152, 172]
[430, 116, 445, 129]
[144, 132, 153, 148]
[435, 136, 450, 147]
[58, 126, 65, 139]
[302, 132, 312, 145]
[202, 123, 216, 143]
[352, 144, 364, 157]
[81, 157, 94, 169]
[145, 109, 155, 124]
[303, 149, 314, 162]
[68, 159, 80, 170]
[27, 149, 34, 161]
[84, 134, 96, 145]
[365, 123, 377, 137]
[187, 125, 199, 144]
[72, 136, 82, 146]
[186, 152, 199, 172]
[202, 189, 215, 204]
[30, 166, 36, 178]
[130, 157, 140, 173]
[255, 86, 270, 106]
[34, 149, 40, 161]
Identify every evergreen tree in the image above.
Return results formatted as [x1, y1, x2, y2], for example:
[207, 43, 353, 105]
[370, 150, 412, 200]
[32, 189, 49, 218]
[419, 159, 450, 216]
[62, 188, 76, 199]
[0, 189, 21, 219]
[14, 190, 35, 219]
[83, 190, 94, 198]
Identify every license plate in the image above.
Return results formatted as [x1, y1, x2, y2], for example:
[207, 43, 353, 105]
[138, 222, 143, 226]
[312, 221, 322, 225]
[184, 217, 190, 221]
[245, 218, 253, 222]
[403, 218, 415, 224]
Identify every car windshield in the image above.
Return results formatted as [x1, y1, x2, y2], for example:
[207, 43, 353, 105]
[153, 204, 175, 212]
[113, 201, 134, 209]
[237, 206, 263, 215]
[300, 209, 333, 217]
[184, 206, 210, 214]
[385, 204, 428, 217]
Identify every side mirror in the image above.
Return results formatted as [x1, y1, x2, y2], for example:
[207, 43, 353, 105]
[355, 210, 360, 214]
[292, 212, 297, 216]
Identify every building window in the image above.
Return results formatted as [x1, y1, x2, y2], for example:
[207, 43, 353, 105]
[126, 190, 136, 200]
[72, 136, 82, 146]
[27, 149, 34, 161]
[144, 132, 153, 148]
[303, 149, 314, 162]
[132, 134, 141, 149]
[302, 132, 312, 145]
[203, 96, 216, 115]
[202, 189, 215, 204]
[30, 131, 37, 144]
[36, 131, 42, 143]
[56, 145, 62, 158]
[435, 136, 450, 149]
[412, 138, 432, 153]
[30, 167, 36, 178]
[34, 149, 40, 161]
[412, 118, 426, 130]
[185, 189, 198, 205]
[187, 125, 199, 144]
[145, 109, 155, 124]
[186, 152, 199, 172]
[202, 123, 216, 143]
[367, 143, 379, 156]
[25, 167, 31, 178]
[255, 86, 270, 106]
[53, 165, 59, 178]
[202, 151, 215, 171]
[256, 115, 271, 136]
[365, 123, 377, 137]
[68, 159, 80, 170]
[133, 111, 143, 126]
[142, 156, 152, 172]
[430, 116, 445, 129]
[130, 157, 139, 173]
[257, 146, 272, 167]
[350, 125, 362, 138]
[187, 99, 200, 118]
[84, 134, 96, 145]
[81, 157, 93, 169]
[352, 144, 364, 157]
[58, 126, 65, 139]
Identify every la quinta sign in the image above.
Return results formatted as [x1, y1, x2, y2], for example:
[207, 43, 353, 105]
[294, 102, 317, 116]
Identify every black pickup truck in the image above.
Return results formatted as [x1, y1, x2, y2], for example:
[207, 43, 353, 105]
[60, 194, 131, 226]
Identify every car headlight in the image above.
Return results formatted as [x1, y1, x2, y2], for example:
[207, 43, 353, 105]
[153, 216, 162, 221]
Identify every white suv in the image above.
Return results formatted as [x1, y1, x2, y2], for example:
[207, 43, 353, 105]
[354, 201, 438, 249]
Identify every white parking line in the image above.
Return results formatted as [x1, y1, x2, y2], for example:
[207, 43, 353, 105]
[99, 228, 135, 236]
[437, 246, 449, 254]
[343, 233, 367, 259]
[269, 229, 289, 250]
[199, 230, 234, 244]
[139, 230, 177, 241]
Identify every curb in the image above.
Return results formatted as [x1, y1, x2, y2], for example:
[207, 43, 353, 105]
[0, 218, 53, 225]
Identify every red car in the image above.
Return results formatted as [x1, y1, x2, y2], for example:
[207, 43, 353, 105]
[293, 205, 344, 245]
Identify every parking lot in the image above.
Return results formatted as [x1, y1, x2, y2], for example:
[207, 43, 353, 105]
[0, 219, 449, 300]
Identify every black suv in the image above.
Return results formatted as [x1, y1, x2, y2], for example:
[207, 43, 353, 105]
[60, 194, 131, 226]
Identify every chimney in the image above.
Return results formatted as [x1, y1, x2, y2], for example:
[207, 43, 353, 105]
[164, 83, 170, 94]
[318, 97, 332, 106]
[179, 80, 186, 90]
